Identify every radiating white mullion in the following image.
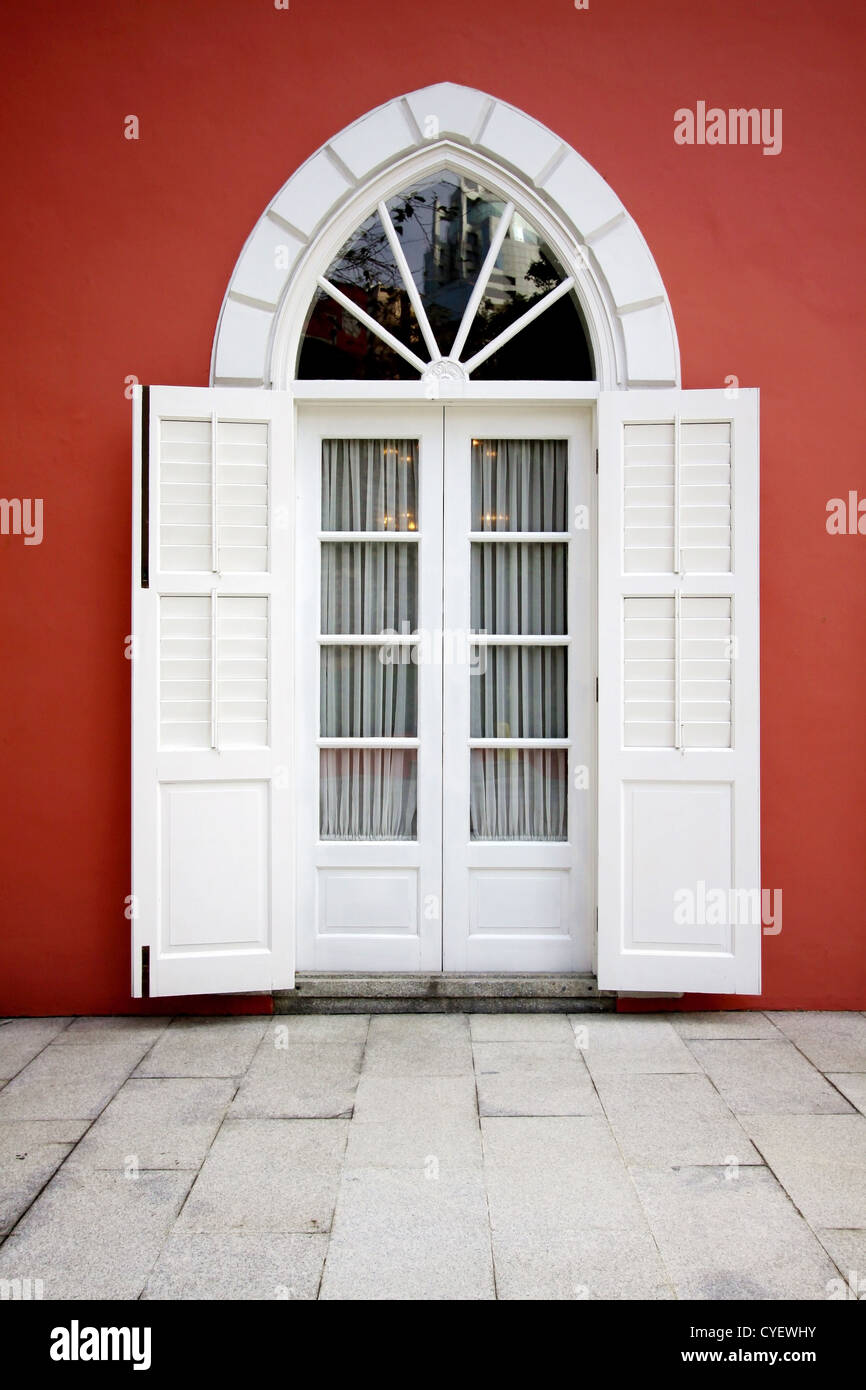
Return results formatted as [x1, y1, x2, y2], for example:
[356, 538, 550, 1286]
[377, 200, 441, 363]
[463, 277, 576, 375]
[450, 201, 516, 361]
[317, 276, 427, 374]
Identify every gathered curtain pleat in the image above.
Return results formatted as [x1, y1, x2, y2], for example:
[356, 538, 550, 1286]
[318, 436, 568, 841]
[320, 439, 419, 840]
[470, 438, 568, 841]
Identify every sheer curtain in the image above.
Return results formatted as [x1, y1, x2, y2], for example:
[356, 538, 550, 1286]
[469, 438, 568, 842]
[322, 438, 417, 532]
[320, 748, 417, 840]
[320, 439, 419, 840]
[470, 749, 567, 840]
[471, 438, 567, 532]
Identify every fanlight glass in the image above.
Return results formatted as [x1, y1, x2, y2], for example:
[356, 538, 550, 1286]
[297, 171, 594, 381]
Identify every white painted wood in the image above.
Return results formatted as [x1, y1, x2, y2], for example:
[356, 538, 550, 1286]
[442, 404, 595, 972]
[294, 404, 444, 971]
[597, 389, 760, 994]
[295, 401, 593, 974]
[290, 381, 600, 403]
[132, 386, 294, 997]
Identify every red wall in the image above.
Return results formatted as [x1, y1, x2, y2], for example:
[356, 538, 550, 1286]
[1, 0, 864, 1014]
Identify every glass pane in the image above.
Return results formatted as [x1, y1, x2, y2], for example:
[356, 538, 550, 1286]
[322, 439, 418, 531]
[472, 438, 567, 531]
[296, 170, 595, 381]
[320, 748, 417, 840]
[320, 646, 417, 737]
[471, 543, 567, 634]
[461, 219, 577, 359]
[384, 173, 501, 357]
[321, 543, 417, 634]
[297, 285, 419, 380]
[470, 749, 567, 841]
[469, 291, 593, 380]
[471, 647, 567, 738]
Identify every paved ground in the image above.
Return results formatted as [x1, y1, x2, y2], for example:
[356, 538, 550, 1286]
[1, 1011, 865, 1300]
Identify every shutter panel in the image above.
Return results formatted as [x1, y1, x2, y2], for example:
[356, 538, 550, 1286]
[597, 389, 760, 994]
[132, 386, 293, 997]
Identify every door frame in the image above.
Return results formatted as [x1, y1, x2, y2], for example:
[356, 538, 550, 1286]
[292, 388, 599, 976]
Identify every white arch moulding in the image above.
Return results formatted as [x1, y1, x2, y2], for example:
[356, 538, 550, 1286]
[210, 83, 681, 392]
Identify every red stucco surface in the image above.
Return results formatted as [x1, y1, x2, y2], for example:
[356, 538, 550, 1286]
[1, 0, 864, 1013]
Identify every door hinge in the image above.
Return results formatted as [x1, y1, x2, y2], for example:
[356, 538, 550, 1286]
[595, 447, 598, 474]
[141, 945, 150, 998]
[140, 385, 150, 589]
[595, 676, 599, 702]
[595, 906, 599, 933]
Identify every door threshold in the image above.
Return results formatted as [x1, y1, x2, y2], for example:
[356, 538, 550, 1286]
[275, 972, 615, 1014]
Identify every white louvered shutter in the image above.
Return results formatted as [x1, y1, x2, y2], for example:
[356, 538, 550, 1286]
[132, 386, 293, 996]
[597, 389, 760, 994]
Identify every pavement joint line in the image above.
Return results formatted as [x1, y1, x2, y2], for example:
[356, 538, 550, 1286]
[0, 1023, 167, 1254]
[764, 1021, 862, 1111]
[737, 1123, 851, 1287]
[566, 1013, 679, 1301]
[135, 1059, 246, 1300]
[317, 1014, 372, 1295]
[469, 1024, 499, 1299]
[0, 1015, 77, 1086]
[675, 1022, 774, 1173]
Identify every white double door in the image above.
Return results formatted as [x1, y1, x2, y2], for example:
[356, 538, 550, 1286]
[295, 402, 594, 972]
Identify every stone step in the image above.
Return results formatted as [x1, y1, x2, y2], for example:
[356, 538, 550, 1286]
[274, 973, 616, 1014]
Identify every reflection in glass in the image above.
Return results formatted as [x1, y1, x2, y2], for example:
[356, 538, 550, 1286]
[297, 171, 594, 381]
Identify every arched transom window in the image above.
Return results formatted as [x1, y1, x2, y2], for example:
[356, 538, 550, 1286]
[297, 170, 594, 382]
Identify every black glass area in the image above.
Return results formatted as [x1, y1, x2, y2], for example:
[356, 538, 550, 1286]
[296, 170, 595, 381]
